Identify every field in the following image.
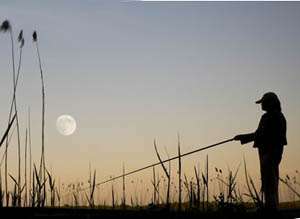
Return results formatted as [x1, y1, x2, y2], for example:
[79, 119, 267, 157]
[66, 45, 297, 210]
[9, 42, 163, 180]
[1, 205, 300, 219]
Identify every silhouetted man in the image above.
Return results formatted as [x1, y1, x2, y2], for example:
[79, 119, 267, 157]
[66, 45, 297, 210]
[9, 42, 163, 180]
[234, 92, 287, 210]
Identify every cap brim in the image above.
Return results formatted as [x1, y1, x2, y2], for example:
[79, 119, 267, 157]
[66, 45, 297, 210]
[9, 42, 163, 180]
[255, 99, 262, 104]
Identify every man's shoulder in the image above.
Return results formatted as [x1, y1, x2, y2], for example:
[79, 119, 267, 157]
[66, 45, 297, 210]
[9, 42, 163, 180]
[261, 111, 286, 125]
[260, 112, 269, 121]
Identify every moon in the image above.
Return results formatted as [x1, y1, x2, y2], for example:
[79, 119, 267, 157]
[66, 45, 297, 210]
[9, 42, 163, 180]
[56, 115, 76, 136]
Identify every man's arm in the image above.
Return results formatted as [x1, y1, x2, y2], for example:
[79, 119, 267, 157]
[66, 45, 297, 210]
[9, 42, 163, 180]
[234, 133, 255, 145]
[234, 114, 267, 146]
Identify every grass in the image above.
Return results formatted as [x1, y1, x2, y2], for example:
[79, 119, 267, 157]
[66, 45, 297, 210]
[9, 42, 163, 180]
[0, 19, 22, 207]
[33, 30, 47, 208]
[154, 140, 171, 207]
[178, 134, 182, 210]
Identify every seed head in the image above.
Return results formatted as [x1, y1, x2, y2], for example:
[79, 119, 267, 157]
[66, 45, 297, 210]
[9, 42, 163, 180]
[18, 30, 23, 42]
[32, 31, 37, 42]
[0, 20, 11, 32]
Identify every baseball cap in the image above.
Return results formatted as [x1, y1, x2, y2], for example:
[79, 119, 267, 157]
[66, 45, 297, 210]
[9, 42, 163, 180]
[255, 92, 279, 104]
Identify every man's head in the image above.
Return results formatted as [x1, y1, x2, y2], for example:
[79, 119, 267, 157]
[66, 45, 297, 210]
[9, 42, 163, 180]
[256, 92, 281, 112]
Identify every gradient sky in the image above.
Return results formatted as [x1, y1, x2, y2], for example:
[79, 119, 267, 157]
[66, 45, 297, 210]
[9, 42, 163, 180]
[0, 1, 300, 188]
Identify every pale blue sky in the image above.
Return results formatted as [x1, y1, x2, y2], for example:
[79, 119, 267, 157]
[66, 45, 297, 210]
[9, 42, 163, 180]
[0, 1, 300, 183]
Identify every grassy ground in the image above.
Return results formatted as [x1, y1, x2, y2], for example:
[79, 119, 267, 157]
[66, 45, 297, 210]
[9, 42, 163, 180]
[0, 206, 300, 219]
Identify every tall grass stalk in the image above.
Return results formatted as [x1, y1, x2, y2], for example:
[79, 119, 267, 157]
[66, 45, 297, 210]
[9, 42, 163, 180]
[279, 177, 300, 199]
[164, 146, 171, 208]
[177, 134, 182, 210]
[33, 31, 46, 207]
[28, 108, 33, 206]
[111, 181, 115, 208]
[85, 169, 96, 207]
[151, 167, 161, 205]
[31, 169, 35, 207]
[33, 164, 46, 207]
[9, 173, 25, 206]
[154, 140, 170, 207]
[122, 163, 126, 208]
[183, 174, 191, 206]
[152, 167, 156, 204]
[194, 166, 201, 208]
[15, 30, 24, 206]
[206, 155, 209, 209]
[0, 169, 3, 207]
[0, 20, 22, 207]
[46, 169, 56, 206]
[24, 128, 28, 206]
[243, 157, 262, 208]
[10, 174, 18, 207]
[56, 187, 61, 207]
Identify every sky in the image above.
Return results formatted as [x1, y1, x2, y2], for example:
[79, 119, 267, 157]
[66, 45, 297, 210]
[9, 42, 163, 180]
[0, 1, 300, 194]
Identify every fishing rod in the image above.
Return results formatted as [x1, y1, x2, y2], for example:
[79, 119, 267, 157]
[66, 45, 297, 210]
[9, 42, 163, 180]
[63, 137, 234, 196]
[96, 138, 234, 186]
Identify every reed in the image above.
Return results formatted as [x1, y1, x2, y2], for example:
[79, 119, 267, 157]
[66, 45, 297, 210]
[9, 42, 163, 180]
[122, 163, 126, 208]
[15, 30, 24, 207]
[243, 157, 262, 209]
[206, 155, 209, 209]
[111, 181, 115, 208]
[154, 140, 171, 207]
[183, 174, 190, 205]
[194, 165, 201, 208]
[46, 169, 56, 206]
[73, 192, 78, 207]
[280, 176, 300, 199]
[152, 166, 156, 204]
[33, 164, 46, 207]
[1, 20, 22, 207]
[214, 165, 240, 206]
[9, 173, 25, 206]
[24, 128, 28, 206]
[56, 187, 61, 207]
[33, 31, 47, 207]
[31, 169, 36, 207]
[28, 108, 33, 206]
[85, 169, 96, 208]
[177, 134, 182, 210]
[151, 167, 161, 205]
[0, 169, 3, 207]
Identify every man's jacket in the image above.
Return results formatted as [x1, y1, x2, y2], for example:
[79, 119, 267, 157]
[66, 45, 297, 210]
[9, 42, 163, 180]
[239, 110, 287, 150]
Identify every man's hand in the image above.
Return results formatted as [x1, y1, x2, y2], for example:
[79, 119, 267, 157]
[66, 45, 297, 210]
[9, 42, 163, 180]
[234, 135, 243, 141]
[233, 133, 254, 145]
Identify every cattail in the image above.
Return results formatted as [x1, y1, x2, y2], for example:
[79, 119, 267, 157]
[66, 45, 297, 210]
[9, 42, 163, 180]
[33, 30, 46, 206]
[0, 20, 11, 32]
[1, 19, 22, 207]
[17, 30, 24, 48]
[17, 30, 23, 42]
[32, 31, 37, 41]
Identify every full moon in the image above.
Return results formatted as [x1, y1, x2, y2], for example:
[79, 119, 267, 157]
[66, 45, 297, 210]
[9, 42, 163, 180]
[56, 115, 76, 136]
